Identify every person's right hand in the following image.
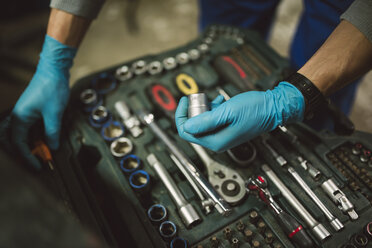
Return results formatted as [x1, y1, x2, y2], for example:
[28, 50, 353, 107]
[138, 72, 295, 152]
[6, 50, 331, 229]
[11, 35, 76, 169]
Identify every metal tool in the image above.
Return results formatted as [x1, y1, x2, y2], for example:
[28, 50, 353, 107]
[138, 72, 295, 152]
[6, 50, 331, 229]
[176, 73, 199, 95]
[80, 88, 102, 113]
[89, 105, 112, 128]
[287, 166, 344, 231]
[197, 43, 209, 54]
[159, 221, 177, 240]
[170, 154, 213, 215]
[115, 100, 143, 138]
[147, 61, 163, 75]
[188, 49, 200, 61]
[80, 88, 98, 106]
[115, 65, 133, 81]
[297, 156, 322, 180]
[129, 169, 150, 191]
[137, 110, 231, 216]
[247, 175, 314, 248]
[190, 143, 246, 204]
[176, 52, 189, 65]
[120, 154, 141, 173]
[147, 154, 201, 227]
[321, 179, 358, 220]
[170, 237, 188, 248]
[163, 57, 177, 70]
[100, 120, 125, 142]
[147, 204, 167, 224]
[188, 93, 209, 117]
[188, 93, 246, 204]
[262, 138, 287, 167]
[132, 60, 147, 75]
[262, 164, 331, 241]
[110, 137, 133, 158]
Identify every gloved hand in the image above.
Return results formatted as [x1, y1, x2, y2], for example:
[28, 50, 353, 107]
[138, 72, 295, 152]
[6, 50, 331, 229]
[176, 82, 305, 152]
[11, 35, 77, 169]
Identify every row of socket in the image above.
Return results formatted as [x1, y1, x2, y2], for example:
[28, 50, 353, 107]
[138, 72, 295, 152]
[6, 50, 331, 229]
[115, 25, 247, 82]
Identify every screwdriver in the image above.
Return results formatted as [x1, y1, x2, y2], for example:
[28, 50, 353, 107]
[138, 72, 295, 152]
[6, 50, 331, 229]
[31, 140, 54, 170]
[247, 175, 314, 248]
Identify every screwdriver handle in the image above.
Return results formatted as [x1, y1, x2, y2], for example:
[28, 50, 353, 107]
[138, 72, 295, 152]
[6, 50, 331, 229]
[32, 140, 52, 163]
[276, 211, 313, 248]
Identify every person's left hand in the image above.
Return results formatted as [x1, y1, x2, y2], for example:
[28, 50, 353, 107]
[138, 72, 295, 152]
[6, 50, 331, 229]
[175, 82, 305, 152]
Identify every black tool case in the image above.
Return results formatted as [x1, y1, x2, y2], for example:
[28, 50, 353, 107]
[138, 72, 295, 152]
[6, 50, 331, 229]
[53, 25, 372, 248]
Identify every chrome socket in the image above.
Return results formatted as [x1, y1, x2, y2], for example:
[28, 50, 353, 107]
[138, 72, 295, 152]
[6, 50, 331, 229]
[110, 137, 133, 158]
[91, 105, 109, 123]
[297, 156, 321, 180]
[120, 154, 141, 173]
[132, 60, 147, 75]
[114, 100, 143, 138]
[203, 37, 213, 44]
[198, 43, 209, 54]
[163, 57, 177, 70]
[80, 89, 98, 106]
[129, 170, 150, 190]
[101, 121, 125, 141]
[188, 93, 209, 118]
[89, 105, 111, 128]
[175, 52, 189, 65]
[170, 237, 188, 248]
[147, 61, 163, 75]
[159, 221, 177, 240]
[115, 65, 132, 81]
[187, 49, 200, 61]
[147, 204, 167, 224]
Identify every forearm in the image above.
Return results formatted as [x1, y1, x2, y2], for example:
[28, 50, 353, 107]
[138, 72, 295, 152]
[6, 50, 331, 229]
[47, 8, 91, 48]
[298, 20, 372, 96]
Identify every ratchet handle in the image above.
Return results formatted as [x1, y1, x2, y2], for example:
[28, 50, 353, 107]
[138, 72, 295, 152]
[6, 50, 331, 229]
[276, 211, 313, 248]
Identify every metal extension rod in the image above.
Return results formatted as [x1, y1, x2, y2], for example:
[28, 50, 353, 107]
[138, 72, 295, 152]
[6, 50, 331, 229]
[287, 167, 344, 232]
[138, 110, 231, 216]
[170, 154, 213, 214]
[262, 164, 331, 241]
[147, 154, 201, 227]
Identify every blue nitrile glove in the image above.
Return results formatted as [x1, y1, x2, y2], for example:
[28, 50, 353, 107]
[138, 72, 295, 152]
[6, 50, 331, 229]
[11, 35, 77, 169]
[176, 82, 305, 152]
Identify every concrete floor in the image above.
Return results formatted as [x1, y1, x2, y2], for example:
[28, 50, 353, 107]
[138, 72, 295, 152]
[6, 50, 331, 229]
[1, 0, 371, 133]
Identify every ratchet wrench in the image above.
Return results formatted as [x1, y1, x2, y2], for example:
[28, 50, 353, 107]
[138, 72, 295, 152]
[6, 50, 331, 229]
[191, 143, 246, 205]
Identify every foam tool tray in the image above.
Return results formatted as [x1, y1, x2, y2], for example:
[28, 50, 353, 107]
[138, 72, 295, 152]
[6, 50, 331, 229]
[54, 25, 372, 248]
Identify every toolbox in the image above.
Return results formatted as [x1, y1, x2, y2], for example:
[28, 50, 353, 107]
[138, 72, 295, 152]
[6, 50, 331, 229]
[50, 25, 372, 248]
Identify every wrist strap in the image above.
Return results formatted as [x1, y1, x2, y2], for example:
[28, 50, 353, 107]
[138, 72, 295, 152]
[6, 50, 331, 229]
[285, 73, 328, 120]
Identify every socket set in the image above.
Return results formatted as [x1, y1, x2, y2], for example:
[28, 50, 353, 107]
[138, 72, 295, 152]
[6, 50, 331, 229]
[51, 25, 372, 248]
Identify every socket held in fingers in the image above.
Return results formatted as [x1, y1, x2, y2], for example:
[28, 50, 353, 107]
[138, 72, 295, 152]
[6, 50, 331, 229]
[188, 93, 209, 118]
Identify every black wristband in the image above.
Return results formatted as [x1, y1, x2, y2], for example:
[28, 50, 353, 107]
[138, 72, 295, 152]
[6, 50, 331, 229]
[285, 73, 329, 120]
